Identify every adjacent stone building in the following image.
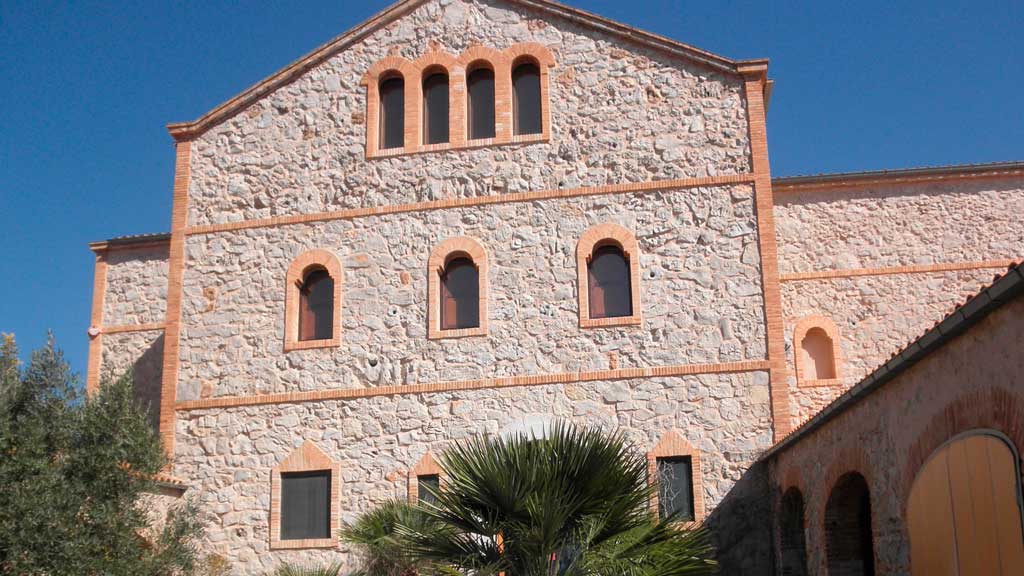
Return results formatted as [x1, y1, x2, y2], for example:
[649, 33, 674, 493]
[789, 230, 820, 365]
[85, 0, 1024, 573]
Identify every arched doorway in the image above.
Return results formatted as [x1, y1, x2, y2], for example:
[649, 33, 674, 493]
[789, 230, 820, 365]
[780, 487, 809, 576]
[907, 431, 1024, 575]
[825, 472, 875, 576]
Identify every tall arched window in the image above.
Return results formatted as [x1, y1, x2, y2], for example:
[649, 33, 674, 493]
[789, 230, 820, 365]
[379, 75, 405, 149]
[467, 65, 495, 140]
[299, 268, 334, 341]
[428, 237, 488, 339]
[422, 71, 449, 145]
[441, 257, 479, 330]
[825, 472, 875, 576]
[780, 488, 809, 576]
[512, 60, 542, 136]
[588, 244, 632, 319]
[285, 250, 342, 351]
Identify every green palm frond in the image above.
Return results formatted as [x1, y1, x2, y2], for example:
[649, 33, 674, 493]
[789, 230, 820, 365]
[270, 561, 344, 576]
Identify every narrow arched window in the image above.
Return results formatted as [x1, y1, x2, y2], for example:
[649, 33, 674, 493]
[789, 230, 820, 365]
[299, 268, 334, 341]
[467, 66, 495, 140]
[588, 244, 632, 319]
[422, 71, 449, 145]
[440, 257, 479, 330]
[379, 75, 405, 149]
[512, 61, 542, 135]
[780, 488, 809, 576]
[801, 327, 837, 380]
[825, 473, 875, 576]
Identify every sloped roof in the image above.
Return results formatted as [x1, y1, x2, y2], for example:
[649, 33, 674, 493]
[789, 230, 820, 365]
[166, 0, 759, 141]
[761, 260, 1024, 461]
[773, 160, 1024, 192]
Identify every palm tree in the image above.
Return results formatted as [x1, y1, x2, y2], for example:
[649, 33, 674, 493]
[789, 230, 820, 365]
[343, 422, 716, 576]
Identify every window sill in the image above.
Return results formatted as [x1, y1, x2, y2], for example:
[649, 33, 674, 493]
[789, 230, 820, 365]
[427, 325, 488, 340]
[579, 314, 643, 329]
[269, 537, 337, 550]
[284, 337, 340, 352]
[798, 377, 842, 388]
[366, 132, 548, 159]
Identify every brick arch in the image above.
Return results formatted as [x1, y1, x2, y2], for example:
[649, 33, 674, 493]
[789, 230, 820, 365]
[408, 450, 444, 504]
[504, 42, 556, 68]
[458, 46, 510, 142]
[284, 249, 342, 351]
[900, 387, 1024, 511]
[646, 429, 705, 524]
[792, 315, 843, 386]
[505, 43, 554, 142]
[361, 56, 417, 153]
[427, 237, 489, 339]
[576, 223, 642, 328]
[410, 51, 461, 148]
[823, 470, 876, 576]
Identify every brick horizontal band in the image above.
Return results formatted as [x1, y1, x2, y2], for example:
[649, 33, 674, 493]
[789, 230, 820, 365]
[779, 259, 1018, 282]
[102, 322, 165, 334]
[184, 173, 755, 236]
[176, 359, 771, 411]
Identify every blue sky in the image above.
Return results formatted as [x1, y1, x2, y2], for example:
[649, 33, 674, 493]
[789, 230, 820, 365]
[1, 0, 1021, 377]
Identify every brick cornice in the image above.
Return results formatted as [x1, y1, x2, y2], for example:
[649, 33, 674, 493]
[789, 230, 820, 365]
[779, 259, 1019, 282]
[184, 174, 755, 236]
[175, 359, 770, 411]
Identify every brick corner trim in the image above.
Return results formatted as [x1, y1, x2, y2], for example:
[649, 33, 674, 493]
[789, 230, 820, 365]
[269, 440, 342, 550]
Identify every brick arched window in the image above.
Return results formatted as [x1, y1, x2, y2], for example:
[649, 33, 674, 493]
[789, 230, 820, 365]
[285, 250, 342, 351]
[428, 237, 488, 339]
[780, 488, 809, 576]
[467, 64, 496, 140]
[422, 69, 449, 145]
[512, 58, 542, 136]
[379, 74, 405, 150]
[647, 430, 705, 525]
[577, 223, 642, 328]
[825, 472, 875, 576]
[793, 316, 842, 386]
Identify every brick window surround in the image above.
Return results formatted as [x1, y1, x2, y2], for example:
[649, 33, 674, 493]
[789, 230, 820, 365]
[793, 315, 842, 387]
[577, 223, 642, 328]
[408, 451, 444, 505]
[270, 441, 341, 550]
[284, 250, 343, 352]
[647, 430, 705, 525]
[427, 237, 489, 339]
[361, 43, 555, 158]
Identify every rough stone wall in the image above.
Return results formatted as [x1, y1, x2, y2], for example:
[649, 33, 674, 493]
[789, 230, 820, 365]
[774, 179, 1024, 274]
[101, 330, 165, 431]
[103, 245, 169, 326]
[774, 178, 1024, 426]
[185, 0, 751, 227]
[767, 292, 1024, 576]
[781, 269, 1000, 424]
[177, 185, 765, 400]
[173, 370, 773, 574]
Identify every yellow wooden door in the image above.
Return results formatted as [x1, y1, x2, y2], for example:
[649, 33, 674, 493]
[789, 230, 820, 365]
[907, 433, 1024, 575]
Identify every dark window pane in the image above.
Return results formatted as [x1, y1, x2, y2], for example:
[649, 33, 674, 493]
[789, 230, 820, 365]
[513, 62, 541, 135]
[588, 245, 632, 318]
[299, 269, 333, 341]
[467, 67, 496, 140]
[440, 257, 479, 330]
[380, 76, 405, 149]
[281, 471, 331, 540]
[657, 456, 694, 521]
[418, 474, 440, 505]
[423, 72, 449, 145]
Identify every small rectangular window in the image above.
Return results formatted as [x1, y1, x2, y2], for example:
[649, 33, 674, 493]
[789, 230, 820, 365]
[280, 471, 331, 540]
[656, 456, 695, 521]
[418, 474, 440, 505]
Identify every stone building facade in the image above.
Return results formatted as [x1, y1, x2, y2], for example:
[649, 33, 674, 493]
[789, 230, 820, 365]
[85, 0, 1023, 573]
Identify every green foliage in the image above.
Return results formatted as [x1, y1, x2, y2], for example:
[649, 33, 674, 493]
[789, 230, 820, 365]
[0, 334, 205, 575]
[342, 423, 716, 576]
[269, 561, 344, 576]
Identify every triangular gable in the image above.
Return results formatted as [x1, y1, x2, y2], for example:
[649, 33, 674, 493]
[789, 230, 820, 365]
[167, 0, 761, 142]
[275, 440, 335, 472]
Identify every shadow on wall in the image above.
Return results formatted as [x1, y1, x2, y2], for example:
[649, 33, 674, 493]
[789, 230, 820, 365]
[705, 460, 775, 575]
[131, 334, 165, 434]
